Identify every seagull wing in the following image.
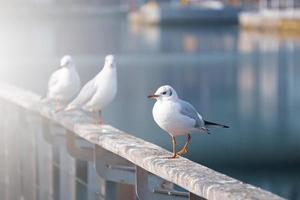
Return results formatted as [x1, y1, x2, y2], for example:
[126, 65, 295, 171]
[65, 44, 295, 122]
[48, 71, 59, 89]
[178, 99, 204, 128]
[65, 77, 96, 111]
[47, 69, 62, 98]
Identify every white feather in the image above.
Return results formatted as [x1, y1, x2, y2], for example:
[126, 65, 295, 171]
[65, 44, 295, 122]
[65, 55, 117, 112]
[46, 56, 81, 102]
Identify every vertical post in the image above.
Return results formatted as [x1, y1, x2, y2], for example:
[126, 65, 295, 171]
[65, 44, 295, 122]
[105, 181, 117, 200]
[87, 161, 98, 200]
[37, 117, 55, 199]
[5, 106, 23, 200]
[59, 137, 76, 200]
[135, 166, 150, 200]
[21, 112, 37, 200]
[75, 159, 88, 200]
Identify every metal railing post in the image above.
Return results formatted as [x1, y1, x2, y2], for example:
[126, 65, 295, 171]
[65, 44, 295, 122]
[136, 166, 193, 200]
[94, 146, 136, 199]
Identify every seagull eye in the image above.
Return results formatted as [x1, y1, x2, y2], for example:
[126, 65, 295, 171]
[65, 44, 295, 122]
[162, 91, 167, 95]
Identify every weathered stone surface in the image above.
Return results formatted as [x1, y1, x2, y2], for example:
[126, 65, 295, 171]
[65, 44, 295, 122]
[0, 81, 284, 200]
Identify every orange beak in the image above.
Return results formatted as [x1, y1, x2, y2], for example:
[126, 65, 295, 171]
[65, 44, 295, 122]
[147, 94, 159, 99]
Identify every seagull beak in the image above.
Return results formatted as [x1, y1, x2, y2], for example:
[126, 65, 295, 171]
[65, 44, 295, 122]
[147, 94, 159, 99]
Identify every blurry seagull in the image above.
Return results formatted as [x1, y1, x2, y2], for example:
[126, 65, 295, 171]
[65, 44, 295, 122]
[65, 55, 117, 124]
[148, 85, 229, 159]
[46, 55, 81, 110]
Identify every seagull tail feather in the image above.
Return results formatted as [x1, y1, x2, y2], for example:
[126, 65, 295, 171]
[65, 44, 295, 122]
[204, 120, 229, 128]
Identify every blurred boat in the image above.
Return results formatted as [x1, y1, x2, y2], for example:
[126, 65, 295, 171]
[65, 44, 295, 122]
[128, 0, 242, 25]
[239, 0, 300, 32]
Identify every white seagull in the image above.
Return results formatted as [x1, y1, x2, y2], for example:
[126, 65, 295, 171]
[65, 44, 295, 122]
[46, 55, 81, 110]
[65, 55, 117, 124]
[148, 85, 229, 159]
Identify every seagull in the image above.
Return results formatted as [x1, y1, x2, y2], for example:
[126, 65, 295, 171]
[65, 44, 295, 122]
[46, 55, 81, 110]
[65, 55, 117, 124]
[148, 85, 229, 159]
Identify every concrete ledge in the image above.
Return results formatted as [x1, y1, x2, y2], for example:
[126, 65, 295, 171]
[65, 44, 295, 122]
[0, 81, 284, 200]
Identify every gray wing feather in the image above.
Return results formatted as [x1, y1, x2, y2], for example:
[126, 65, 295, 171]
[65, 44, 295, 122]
[179, 100, 203, 128]
[67, 78, 96, 108]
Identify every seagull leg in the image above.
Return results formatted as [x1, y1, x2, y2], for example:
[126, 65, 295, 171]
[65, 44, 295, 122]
[167, 136, 178, 159]
[55, 99, 62, 112]
[92, 110, 104, 124]
[54, 99, 66, 113]
[98, 110, 104, 124]
[177, 134, 191, 156]
[92, 110, 99, 123]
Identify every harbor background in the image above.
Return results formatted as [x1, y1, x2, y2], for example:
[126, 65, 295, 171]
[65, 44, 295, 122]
[0, 0, 299, 199]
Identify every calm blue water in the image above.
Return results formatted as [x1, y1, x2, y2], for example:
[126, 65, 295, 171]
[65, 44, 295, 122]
[0, 14, 300, 199]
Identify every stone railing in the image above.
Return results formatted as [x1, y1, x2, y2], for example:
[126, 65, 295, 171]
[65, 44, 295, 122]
[0, 81, 284, 200]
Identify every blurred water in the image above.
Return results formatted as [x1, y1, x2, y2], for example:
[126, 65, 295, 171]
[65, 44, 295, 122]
[0, 14, 299, 199]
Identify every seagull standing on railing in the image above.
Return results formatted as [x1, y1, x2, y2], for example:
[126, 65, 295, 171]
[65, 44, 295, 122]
[148, 85, 229, 159]
[46, 55, 81, 111]
[65, 55, 117, 124]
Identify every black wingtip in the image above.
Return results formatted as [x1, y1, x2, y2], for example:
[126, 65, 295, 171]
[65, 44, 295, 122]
[204, 120, 229, 129]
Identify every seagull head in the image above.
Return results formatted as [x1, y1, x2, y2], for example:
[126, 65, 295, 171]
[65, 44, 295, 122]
[60, 55, 74, 68]
[148, 85, 178, 101]
[104, 54, 116, 69]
